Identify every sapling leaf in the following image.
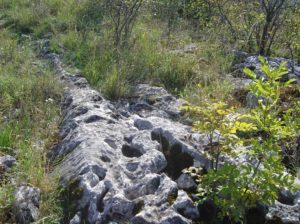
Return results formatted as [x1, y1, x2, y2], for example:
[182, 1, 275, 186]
[244, 68, 257, 79]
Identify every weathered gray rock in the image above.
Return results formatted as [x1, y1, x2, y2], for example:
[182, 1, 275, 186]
[266, 201, 300, 224]
[0, 155, 16, 182]
[0, 155, 16, 175]
[134, 118, 153, 130]
[232, 55, 300, 85]
[47, 51, 299, 223]
[295, 192, 300, 205]
[231, 50, 251, 65]
[266, 179, 300, 223]
[229, 54, 300, 106]
[176, 174, 197, 191]
[48, 54, 209, 223]
[117, 84, 187, 120]
[173, 190, 200, 220]
[12, 186, 40, 224]
[69, 213, 81, 224]
[226, 74, 252, 106]
[227, 75, 252, 89]
[229, 54, 300, 107]
[278, 189, 297, 205]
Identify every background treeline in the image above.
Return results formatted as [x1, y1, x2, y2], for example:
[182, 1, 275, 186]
[174, 0, 300, 58]
[2, 0, 299, 100]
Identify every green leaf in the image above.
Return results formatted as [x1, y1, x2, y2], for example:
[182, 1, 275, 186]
[243, 68, 256, 79]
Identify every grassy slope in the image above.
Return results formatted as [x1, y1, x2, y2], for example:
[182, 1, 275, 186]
[0, 23, 63, 224]
[2, 0, 234, 101]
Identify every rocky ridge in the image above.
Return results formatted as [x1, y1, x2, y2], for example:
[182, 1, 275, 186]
[47, 53, 211, 223]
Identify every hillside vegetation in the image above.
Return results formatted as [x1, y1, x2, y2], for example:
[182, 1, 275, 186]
[0, 30, 63, 222]
[0, 0, 300, 223]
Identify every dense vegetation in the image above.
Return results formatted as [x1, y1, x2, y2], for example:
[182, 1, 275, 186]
[0, 0, 299, 223]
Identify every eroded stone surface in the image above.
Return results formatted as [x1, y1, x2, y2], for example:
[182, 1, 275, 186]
[12, 186, 40, 224]
[47, 51, 300, 224]
[176, 174, 197, 191]
[48, 54, 209, 223]
[266, 201, 300, 224]
[0, 155, 16, 179]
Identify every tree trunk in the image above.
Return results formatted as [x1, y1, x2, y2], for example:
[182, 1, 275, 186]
[259, 21, 270, 55]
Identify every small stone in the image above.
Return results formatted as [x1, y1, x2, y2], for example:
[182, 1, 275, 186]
[173, 190, 199, 220]
[70, 213, 81, 224]
[266, 201, 300, 224]
[0, 155, 16, 179]
[45, 98, 54, 103]
[278, 190, 295, 205]
[0, 155, 16, 169]
[134, 118, 153, 130]
[13, 186, 40, 224]
[176, 174, 197, 191]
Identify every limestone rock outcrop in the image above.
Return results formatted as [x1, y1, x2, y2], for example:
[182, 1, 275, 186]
[47, 52, 300, 224]
[48, 54, 210, 223]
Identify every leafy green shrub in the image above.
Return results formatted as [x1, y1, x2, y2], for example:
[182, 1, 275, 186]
[185, 57, 297, 222]
[183, 101, 245, 170]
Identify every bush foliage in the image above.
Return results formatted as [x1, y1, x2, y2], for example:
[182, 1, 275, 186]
[184, 57, 299, 222]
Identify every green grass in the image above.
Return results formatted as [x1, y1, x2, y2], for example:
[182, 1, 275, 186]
[46, 17, 234, 100]
[0, 127, 13, 155]
[0, 28, 63, 223]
